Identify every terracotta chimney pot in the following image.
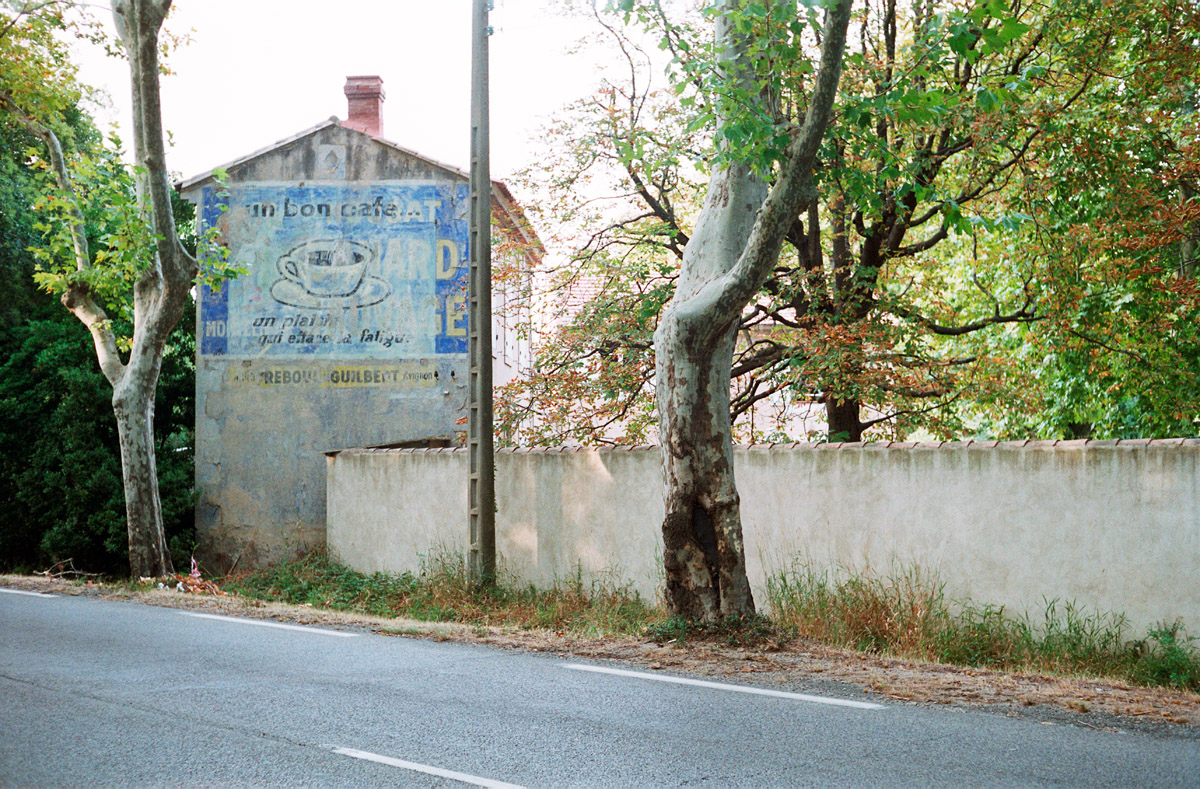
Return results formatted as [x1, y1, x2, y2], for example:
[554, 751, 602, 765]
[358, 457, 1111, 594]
[343, 75, 385, 138]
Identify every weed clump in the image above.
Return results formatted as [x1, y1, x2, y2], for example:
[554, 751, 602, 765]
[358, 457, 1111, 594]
[1131, 625, 1200, 690]
[766, 564, 947, 656]
[766, 561, 1200, 692]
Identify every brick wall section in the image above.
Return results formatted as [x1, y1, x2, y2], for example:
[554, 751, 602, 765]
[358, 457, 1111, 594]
[343, 75, 385, 138]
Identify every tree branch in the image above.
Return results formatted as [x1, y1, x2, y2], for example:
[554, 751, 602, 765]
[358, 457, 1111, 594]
[113, 0, 196, 288]
[859, 390, 965, 431]
[0, 90, 125, 384]
[690, 0, 855, 332]
[889, 276, 1040, 336]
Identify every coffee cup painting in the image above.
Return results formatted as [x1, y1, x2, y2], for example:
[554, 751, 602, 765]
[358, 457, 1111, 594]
[271, 238, 391, 309]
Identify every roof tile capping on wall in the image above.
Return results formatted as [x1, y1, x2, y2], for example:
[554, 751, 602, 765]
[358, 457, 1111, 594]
[327, 440, 1199, 633]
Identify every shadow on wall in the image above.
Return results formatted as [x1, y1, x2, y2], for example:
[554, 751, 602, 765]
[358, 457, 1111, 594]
[326, 440, 1200, 635]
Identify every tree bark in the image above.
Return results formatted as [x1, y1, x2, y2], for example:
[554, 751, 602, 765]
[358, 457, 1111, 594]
[658, 322, 748, 617]
[825, 395, 863, 442]
[114, 383, 171, 577]
[654, 0, 853, 620]
[656, 165, 763, 619]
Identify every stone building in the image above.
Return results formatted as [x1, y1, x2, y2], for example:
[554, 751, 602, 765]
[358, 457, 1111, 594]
[180, 76, 539, 571]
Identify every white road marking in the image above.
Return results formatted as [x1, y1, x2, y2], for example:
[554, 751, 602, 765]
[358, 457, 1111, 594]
[565, 663, 886, 710]
[180, 612, 359, 637]
[333, 747, 525, 788]
[0, 588, 56, 598]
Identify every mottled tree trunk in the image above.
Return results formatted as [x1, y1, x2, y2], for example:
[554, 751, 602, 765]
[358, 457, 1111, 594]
[106, 0, 192, 576]
[114, 386, 171, 577]
[657, 299, 754, 619]
[653, 0, 853, 620]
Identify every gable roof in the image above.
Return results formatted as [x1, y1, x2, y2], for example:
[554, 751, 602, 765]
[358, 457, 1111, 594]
[178, 117, 479, 191]
[177, 118, 543, 261]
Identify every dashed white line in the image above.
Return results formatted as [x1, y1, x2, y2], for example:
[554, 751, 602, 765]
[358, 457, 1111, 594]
[180, 611, 359, 637]
[0, 588, 56, 598]
[565, 663, 886, 710]
[332, 747, 525, 788]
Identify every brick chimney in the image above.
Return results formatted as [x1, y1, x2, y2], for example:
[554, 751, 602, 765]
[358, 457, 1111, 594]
[343, 75, 385, 138]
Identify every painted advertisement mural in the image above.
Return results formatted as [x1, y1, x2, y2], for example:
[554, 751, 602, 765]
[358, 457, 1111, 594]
[199, 182, 470, 360]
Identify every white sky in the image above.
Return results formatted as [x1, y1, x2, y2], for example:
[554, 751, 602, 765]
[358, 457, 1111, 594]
[72, 1, 613, 192]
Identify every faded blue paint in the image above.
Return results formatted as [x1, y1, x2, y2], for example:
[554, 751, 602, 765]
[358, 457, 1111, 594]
[198, 182, 470, 359]
[199, 187, 229, 355]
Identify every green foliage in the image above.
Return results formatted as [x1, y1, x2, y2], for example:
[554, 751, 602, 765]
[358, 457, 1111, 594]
[0, 2, 102, 124]
[963, 0, 1200, 439]
[225, 552, 661, 637]
[644, 614, 694, 642]
[0, 317, 122, 570]
[27, 136, 156, 319]
[1132, 625, 1200, 691]
[228, 552, 422, 618]
[933, 603, 1025, 668]
[0, 308, 196, 574]
[0, 123, 47, 337]
[523, 0, 1200, 443]
[25, 134, 240, 335]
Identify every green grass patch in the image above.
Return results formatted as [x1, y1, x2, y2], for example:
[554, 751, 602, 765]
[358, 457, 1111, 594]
[766, 561, 1200, 692]
[222, 552, 662, 637]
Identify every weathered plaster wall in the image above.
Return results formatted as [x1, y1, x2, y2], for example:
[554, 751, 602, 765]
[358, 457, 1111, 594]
[185, 124, 475, 570]
[327, 440, 1200, 633]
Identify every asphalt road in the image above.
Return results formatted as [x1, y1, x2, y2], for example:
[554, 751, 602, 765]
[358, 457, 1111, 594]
[1, 588, 1197, 787]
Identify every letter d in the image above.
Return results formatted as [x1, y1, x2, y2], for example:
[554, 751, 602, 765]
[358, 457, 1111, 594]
[435, 240, 458, 280]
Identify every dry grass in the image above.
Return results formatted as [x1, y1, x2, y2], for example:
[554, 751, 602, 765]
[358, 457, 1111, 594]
[766, 561, 1200, 692]
[224, 554, 1200, 693]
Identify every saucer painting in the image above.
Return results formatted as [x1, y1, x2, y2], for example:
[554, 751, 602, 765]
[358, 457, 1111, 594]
[270, 276, 391, 309]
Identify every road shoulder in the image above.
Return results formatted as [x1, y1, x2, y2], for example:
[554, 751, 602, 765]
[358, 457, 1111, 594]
[4, 573, 1197, 737]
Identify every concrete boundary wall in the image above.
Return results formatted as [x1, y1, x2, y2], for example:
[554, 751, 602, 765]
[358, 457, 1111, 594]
[327, 440, 1200, 633]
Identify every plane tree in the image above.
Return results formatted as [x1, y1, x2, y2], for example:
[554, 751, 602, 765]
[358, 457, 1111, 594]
[1, 0, 224, 577]
[502, 0, 1200, 618]
[643, 0, 854, 619]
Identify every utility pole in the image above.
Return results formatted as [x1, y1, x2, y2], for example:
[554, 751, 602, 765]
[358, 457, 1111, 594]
[468, 0, 495, 586]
